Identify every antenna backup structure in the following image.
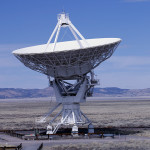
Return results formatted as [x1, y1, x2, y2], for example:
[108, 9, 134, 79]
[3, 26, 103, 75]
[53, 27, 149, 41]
[13, 13, 121, 134]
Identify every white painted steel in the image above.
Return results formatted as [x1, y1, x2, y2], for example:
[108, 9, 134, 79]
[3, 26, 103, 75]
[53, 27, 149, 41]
[45, 22, 59, 52]
[12, 12, 121, 134]
[13, 38, 121, 78]
[68, 25, 83, 48]
[13, 38, 121, 54]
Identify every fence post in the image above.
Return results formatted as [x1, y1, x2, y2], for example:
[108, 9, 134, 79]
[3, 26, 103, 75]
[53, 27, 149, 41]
[37, 143, 43, 150]
[17, 143, 22, 150]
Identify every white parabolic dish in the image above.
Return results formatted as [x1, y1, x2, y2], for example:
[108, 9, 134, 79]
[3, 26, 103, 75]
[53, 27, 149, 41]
[13, 38, 121, 78]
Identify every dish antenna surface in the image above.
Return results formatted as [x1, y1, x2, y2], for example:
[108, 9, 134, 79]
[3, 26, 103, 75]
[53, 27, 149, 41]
[13, 13, 121, 134]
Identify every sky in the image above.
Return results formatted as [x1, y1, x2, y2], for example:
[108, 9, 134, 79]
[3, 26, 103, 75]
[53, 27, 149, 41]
[0, 0, 150, 89]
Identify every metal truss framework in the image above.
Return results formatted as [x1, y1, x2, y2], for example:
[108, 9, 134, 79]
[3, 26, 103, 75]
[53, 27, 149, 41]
[37, 75, 96, 134]
[13, 12, 121, 134]
[15, 42, 120, 79]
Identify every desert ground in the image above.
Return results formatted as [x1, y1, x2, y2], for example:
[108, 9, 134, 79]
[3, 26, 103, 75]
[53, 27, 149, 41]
[0, 97, 150, 149]
[0, 97, 150, 130]
[43, 140, 150, 150]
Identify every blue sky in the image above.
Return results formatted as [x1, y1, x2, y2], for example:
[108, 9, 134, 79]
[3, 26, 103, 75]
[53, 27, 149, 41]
[0, 0, 150, 89]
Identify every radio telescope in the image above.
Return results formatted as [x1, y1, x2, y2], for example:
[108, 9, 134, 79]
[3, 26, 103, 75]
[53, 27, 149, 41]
[13, 13, 121, 134]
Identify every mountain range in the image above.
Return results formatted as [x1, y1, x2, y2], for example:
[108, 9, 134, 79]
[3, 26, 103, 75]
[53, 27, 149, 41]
[0, 87, 150, 99]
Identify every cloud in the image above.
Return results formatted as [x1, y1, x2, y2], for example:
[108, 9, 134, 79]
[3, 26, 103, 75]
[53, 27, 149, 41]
[95, 56, 150, 89]
[108, 56, 150, 68]
[98, 71, 150, 89]
[0, 72, 47, 89]
[0, 44, 34, 68]
[96, 56, 150, 73]
[0, 56, 21, 67]
[0, 44, 32, 53]
[124, 0, 150, 2]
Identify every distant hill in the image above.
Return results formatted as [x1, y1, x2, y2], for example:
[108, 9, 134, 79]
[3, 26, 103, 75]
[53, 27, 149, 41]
[0, 87, 54, 99]
[93, 87, 150, 97]
[0, 87, 150, 99]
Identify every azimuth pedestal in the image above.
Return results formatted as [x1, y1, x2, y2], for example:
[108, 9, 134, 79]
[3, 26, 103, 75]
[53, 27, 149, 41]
[46, 76, 92, 134]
